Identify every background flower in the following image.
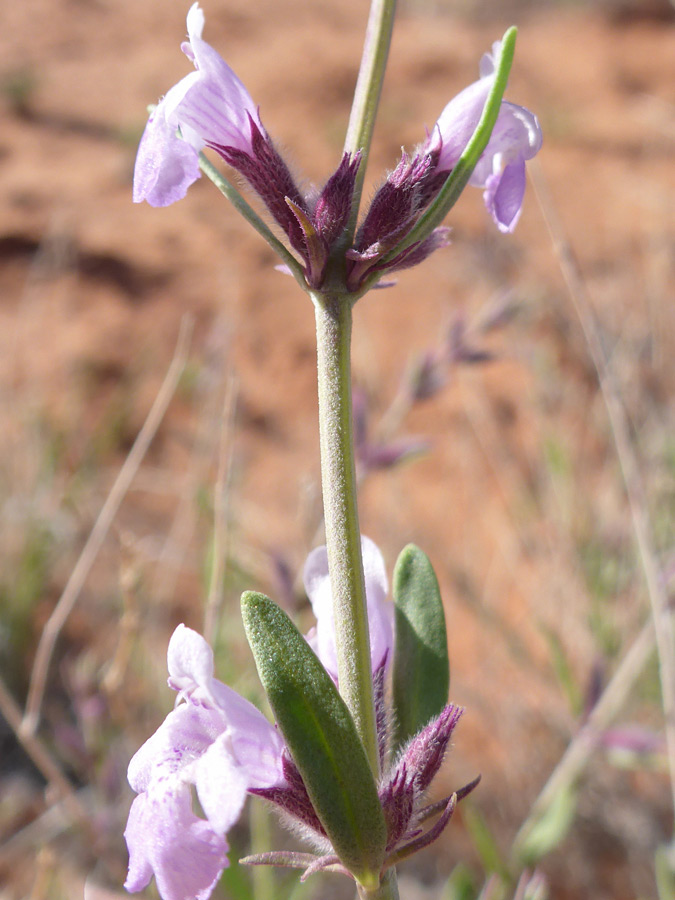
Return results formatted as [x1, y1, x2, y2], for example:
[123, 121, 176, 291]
[303, 536, 394, 680]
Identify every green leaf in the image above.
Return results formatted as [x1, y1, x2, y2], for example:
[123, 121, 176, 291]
[241, 591, 387, 887]
[392, 544, 450, 752]
[359, 27, 519, 296]
[462, 804, 510, 881]
[514, 786, 576, 865]
[655, 843, 675, 900]
[443, 862, 478, 900]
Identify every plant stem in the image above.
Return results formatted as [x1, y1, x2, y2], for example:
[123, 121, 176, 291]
[312, 290, 379, 777]
[343, 0, 398, 238]
[358, 869, 401, 900]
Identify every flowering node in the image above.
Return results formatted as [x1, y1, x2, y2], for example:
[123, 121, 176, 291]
[124, 540, 477, 900]
[134, 9, 539, 296]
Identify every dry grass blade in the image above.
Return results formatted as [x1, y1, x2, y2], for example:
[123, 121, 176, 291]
[21, 315, 194, 736]
[512, 616, 658, 856]
[0, 674, 89, 838]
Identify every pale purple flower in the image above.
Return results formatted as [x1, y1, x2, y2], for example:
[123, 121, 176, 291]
[303, 536, 394, 680]
[433, 41, 542, 233]
[124, 624, 285, 900]
[133, 2, 262, 206]
[124, 545, 476, 895]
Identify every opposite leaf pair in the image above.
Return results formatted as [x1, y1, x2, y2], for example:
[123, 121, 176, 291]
[124, 540, 478, 900]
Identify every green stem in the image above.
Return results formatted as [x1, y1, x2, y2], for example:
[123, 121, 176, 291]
[343, 0, 398, 238]
[358, 869, 400, 900]
[312, 291, 379, 777]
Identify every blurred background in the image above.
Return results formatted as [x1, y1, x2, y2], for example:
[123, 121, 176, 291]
[1, 0, 674, 897]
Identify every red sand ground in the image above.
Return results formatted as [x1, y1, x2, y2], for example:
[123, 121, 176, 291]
[0, 0, 674, 897]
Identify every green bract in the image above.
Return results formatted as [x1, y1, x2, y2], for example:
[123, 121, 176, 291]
[371, 26, 518, 280]
[392, 544, 450, 753]
[241, 591, 387, 887]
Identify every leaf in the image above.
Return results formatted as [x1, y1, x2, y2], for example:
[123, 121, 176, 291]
[443, 862, 478, 900]
[392, 544, 450, 752]
[462, 805, 510, 881]
[515, 786, 577, 865]
[241, 591, 387, 887]
[655, 843, 675, 900]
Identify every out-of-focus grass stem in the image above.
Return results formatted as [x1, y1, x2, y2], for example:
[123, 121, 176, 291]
[513, 159, 675, 858]
[21, 316, 193, 736]
[203, 372, 238, 644]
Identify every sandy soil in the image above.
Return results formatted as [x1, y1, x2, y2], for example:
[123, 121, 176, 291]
[0, 0, 674, 897]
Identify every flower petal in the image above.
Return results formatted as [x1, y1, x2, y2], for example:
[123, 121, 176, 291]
[431, 48, 542, 232]
[167, 622, 216, 700]
[134, 2, 262, 207]
[182, 4, 260, 148]
[303, 543, 337, 676]
[132, 100, 202, 207]
[470, 101, 541, 186]
[483, 158, 525, 233]
[303, 536, 393, 678]
[126, 623, 287, 900]
[434, 77, 492, 174]
[124, 787, 228, 900]
[362, 536, 394, 672]
[127, 702, 226, 793]
[194, 735, 249, 834]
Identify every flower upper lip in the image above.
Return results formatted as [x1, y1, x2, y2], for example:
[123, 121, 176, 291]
[132, 2, 263, 207]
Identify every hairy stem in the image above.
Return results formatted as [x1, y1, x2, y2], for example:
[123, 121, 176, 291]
[313, 291, 379, 776]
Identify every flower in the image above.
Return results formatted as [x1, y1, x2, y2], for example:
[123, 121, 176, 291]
[343, 41, 541, 289]
[133, 2, 263, 206]
[432, 41, 542, 233]
[132, 2, 348, 275]
[125, 542, 476, 899]
[124, 624, 286, 900]
[303, 535, 394, 680]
